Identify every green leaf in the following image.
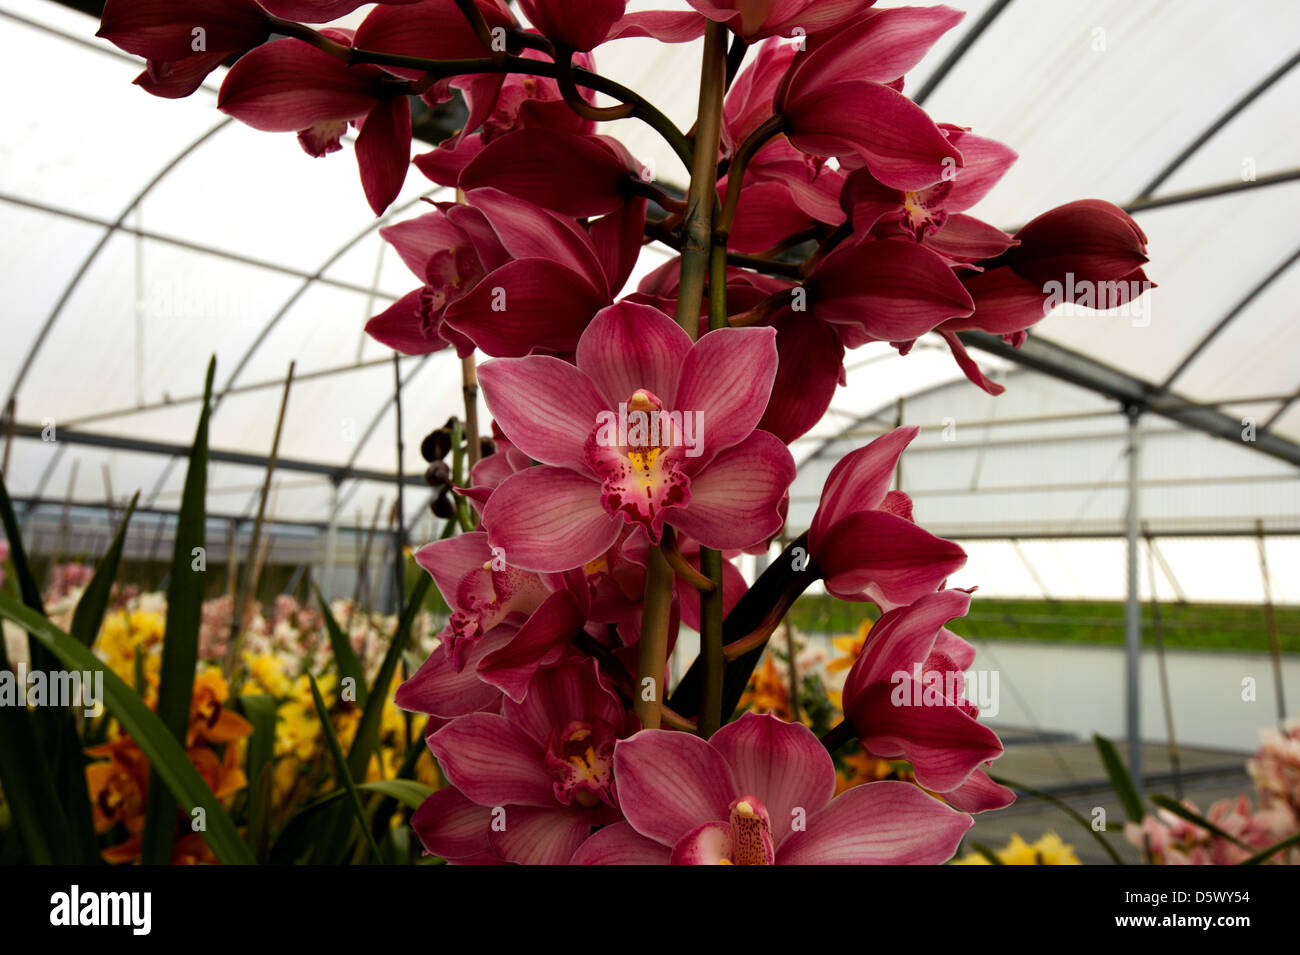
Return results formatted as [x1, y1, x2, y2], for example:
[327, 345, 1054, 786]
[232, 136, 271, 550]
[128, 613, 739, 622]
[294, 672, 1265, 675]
[236, 693, 278, 860]
[319, 574, 430, 862]
[346, 574, 430, 784]
[968, 841, 1004, 865]
[358, 778, 434, 812]
[1093, 733, 1146, 823]
[1238, 829, 1300, 865]
[0, 474, 45, 616]
[991, 773, 1125, 865]
[314, 581, 367, 707]
[1149, 794, 1252, 851]
[144, 357, 215, 865]
[0, 593, 254, 865]
[0, 475, 78, 864]
[307, 673, 383, 863]
[70, 492, 139, 648]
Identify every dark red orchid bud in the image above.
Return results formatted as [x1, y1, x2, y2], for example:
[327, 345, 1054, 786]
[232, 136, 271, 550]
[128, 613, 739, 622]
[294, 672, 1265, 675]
[1004, 199, 1149, 288]
[425, 461, 452, 488]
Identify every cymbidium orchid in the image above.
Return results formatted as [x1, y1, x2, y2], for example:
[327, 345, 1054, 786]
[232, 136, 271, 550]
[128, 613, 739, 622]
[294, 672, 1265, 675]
[97, 0, 1158, 867]
[217, 33, 417, 214]
[478, 301, 795, 572]
[98, 0, 273, 98]
[423, 659, 637, 865]
[573, 712, 972, 863]
[839, 589, 1014, 812]
[773, 6, 967, 189]
[808, 426, 967, 607]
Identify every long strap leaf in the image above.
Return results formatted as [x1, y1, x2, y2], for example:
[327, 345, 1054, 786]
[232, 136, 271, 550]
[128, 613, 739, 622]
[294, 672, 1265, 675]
[142, 357, 215, 865]
[314, 580, 368, 706]
[0, 593, 254, 864]
[0, 474, 77, 863]
[70, 492, 139, 648]
[991, 773, 1126, 865]
[1093, 733, 1146, 823]
[308, 673, 383, 863]
[1149, 793, 1252, 851]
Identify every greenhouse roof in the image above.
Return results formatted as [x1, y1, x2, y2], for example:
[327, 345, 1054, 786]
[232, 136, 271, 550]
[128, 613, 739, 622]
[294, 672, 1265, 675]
[1, 0, 1298, 544]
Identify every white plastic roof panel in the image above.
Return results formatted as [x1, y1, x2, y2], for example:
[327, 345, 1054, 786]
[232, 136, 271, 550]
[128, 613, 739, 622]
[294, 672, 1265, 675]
[0, 0, 1297, 558]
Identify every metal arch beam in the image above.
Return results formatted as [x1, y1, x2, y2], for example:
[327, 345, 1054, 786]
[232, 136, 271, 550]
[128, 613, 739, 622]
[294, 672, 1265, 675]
[3, 118, 235, 412]
[1265, 387, 1300, 432]
[327, 353, 436, 521]
[1123, 168, 1300, 215]
[214, 189, 446, 403]
[958, 331, 1300, 467]
[913, 0, 1015, 107]
[4, 422, 424, 488]
[1135, 49, 1300, 200]
[0, 194, 401, 301]
[58, 355, 412, 429]
[1161, 243, 1300, 390]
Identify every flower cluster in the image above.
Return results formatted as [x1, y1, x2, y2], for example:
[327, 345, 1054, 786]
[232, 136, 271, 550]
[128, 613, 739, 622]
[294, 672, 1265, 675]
[100, 0, 1153, 864]
[1127, 722, 1300, 865]
[86, 668, 252, 864]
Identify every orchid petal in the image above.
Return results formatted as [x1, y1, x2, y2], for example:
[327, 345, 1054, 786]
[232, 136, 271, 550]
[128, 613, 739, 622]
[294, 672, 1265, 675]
[428, 713, 555, 808]
[483, 467, 621, 573]
[571, 822, 672, 864]
[478, 356, 606, 470]
[670, 430, 794, 550]
[710, 713, 836, 850]
[576, 301, 694, 409]
[777, 781, 972, 864]
[614, 730, 738, 846]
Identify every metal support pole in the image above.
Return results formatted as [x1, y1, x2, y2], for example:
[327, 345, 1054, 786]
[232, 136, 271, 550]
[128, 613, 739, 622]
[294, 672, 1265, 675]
[1124, 406, 1143, 791]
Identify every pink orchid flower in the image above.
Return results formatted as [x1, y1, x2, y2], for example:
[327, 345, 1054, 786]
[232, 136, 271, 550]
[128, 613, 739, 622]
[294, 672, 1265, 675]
[364, 200, 507, 356]
[444, 188, 644, 357]
[840, 588, 1014, 812]
[478, 301, 795, 572]
[402, 531, 593, 702]
[841, 124, 1018, 257]
[423, 659, 636, 865]
[935, 199, 1152, 394]
[799, 235, 976, 349]
[217, 34, 415, 214]
[774, 5, 965, 190]
[367, 187, 643, 358]
[353, 0, 518, 150]
[98, 0, 272, 99]
[808, 426, 967, 607]
[573, 711, 972, 864]
[460, 129, 646, 218]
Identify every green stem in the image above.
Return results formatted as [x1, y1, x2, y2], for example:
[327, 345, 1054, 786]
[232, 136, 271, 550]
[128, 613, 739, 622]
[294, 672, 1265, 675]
[673, 20, 729, 337]
[635, 546, 674, 730]
[697, 244, 730, 736]
[274, 19, 694, 169]
[715, 114, 786, 242]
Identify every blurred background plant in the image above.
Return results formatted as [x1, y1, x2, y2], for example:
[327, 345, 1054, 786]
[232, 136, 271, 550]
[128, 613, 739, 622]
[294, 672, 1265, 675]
[0, 359, 454, 865]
